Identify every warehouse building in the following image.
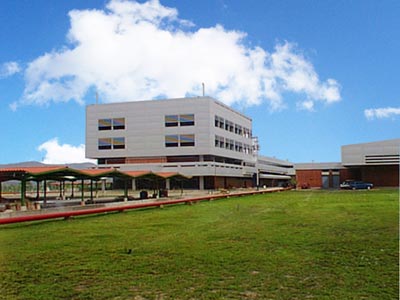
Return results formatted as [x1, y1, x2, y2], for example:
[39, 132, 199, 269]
[86, 97, 294, 190]
[341, 139, 400, 187]
[295, 162, 344, 189]
[295, 139, 400, 188]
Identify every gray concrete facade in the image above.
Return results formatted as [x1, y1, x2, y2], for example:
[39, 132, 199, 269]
[86, 97, 253, 162]
[85, 97, 294, 188]
[341, 139, 400, 166]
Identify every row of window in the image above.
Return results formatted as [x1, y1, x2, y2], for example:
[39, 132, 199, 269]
[98, 134, 252, 152]
[98, 135, 196, 150]
[165, 114, 195, 127]
[214, 115, 251, 138]
[98, 115, 251, 139]
[98, 137, 125, 150]
[215, 135, 252, 154]
[165, 134, 195, 147]
[98, 118, 125, 131]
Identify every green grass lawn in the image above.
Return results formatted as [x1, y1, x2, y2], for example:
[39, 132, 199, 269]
[0, 189, 398, 300]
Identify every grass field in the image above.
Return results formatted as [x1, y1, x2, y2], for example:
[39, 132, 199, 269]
[0, 189, 398, 300]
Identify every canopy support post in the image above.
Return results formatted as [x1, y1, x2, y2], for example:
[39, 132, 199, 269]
[71, 181, 74, 198]
[59, 180, 62, 199]
[20, 177, 26, 207]
[90, 180, 94, 202]
[132, 178, 136, 191]
[43, 180, 47, 208]
[124, 179, 128, 201]
[81, 179, 85, 205]
[36, 181, 40, 200]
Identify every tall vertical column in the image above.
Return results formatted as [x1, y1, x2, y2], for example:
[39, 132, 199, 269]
[81, 179, 85, 205]
[132, 178, 136, 191]
[36, 181, 40, 200]
[124, 179, 128, 201]
[71, 181, 75, 198]
[166, 178, 170, 190]
[199, 176, 204, 190]
[101, 179, 106, 196]
[90, 180, 93, 202]
[59, 181, 63, 199]
[20, 177, 26, 207]
[43, 180, 47, 208]
[95, 181, 99, 199]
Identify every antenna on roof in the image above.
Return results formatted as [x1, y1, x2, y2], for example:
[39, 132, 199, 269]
[202, 82, 205, 97]
[95, 91, 99, 104]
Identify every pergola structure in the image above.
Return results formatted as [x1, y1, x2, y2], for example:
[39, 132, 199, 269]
[0, 166, 189, 206]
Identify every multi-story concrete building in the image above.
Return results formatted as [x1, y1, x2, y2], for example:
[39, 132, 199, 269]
[86, 97, 293, 189]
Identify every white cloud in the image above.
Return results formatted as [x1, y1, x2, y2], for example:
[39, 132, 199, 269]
[0, 61, 21, 78]
[38, 138, 95, 164]
[297, 100, 315, 111]
[364, 107, 400, 120]
[9, 102, 18, 112]
[16, 0, 340, 111]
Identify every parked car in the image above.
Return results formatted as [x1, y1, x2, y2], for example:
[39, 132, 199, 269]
[341, 180, 373, 190]
[340, 180, 355, 189]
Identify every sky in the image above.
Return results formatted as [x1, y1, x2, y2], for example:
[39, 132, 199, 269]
[0, 0, 399, 165]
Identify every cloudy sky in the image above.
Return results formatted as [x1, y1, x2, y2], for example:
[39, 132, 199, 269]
[0, 0, 399, 164]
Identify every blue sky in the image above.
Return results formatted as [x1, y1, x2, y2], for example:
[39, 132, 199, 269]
[0, 0, 399, 164]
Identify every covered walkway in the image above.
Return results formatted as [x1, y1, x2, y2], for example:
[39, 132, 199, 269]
[0, 166, 189, 208]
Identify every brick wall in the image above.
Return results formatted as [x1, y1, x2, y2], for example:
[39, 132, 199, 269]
[361, 165, 399, 187]
[296, 170, 322, 188]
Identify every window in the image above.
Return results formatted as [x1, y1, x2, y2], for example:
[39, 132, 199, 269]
[113, 118, 125, 130]
[225, 138, 234, 150]
[98, 138, 112, 150]
[165, 134, 195, 147]
[243, 127, 250, 138]
[112, 137, 125, 149]
[98, 137, 125, 150]
[98, 119, 112, 131]
[165, 135, 179, 147]
[215, 116, 224, 129]
[214, 135, 225, 148]
[165, 115, 179, 127]
[244, 144, 251, 154]
[180, 114, 195, 126]
[180, 134, 195, 147]
[228, 121, 234, 132]
[219, 117, 224, 129]
[235, 124, 243, 135]
[99, 118, 125, 130]
[165, 114, 195, 127]
[235, 141, 243, 152]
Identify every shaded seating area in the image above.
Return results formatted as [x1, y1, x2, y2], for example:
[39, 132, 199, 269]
[0, 166, 189, 210]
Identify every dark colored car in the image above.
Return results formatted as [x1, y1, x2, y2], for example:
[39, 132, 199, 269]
[347, 181, 373, 190]
[340, 180, 355, 189]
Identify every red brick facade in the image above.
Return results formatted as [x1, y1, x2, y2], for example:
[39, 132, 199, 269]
[360, 165, 399, 187]
[296, 170, 322, 188]
[297, 165, 399, 188]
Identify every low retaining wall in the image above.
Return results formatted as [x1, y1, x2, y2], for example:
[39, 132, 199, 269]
[0, 188, 289, 225]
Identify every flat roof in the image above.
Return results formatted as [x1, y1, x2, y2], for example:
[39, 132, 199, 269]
[294, 162, 343, 170]
[87, 96, 252, 122]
